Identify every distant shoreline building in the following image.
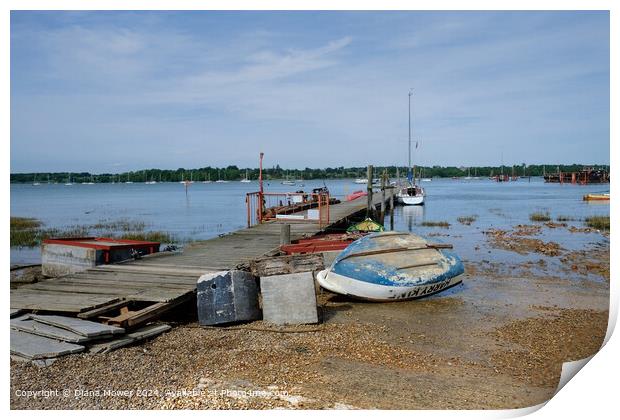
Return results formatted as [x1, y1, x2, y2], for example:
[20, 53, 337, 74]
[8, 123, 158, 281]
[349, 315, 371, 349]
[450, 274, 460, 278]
[543, 167, 609, 184]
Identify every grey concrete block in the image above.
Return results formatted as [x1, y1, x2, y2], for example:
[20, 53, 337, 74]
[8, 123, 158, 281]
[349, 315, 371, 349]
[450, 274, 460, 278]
[42, 243, 100, 277]
[197, 271, 260, 326]
[260, 272, 318, 325]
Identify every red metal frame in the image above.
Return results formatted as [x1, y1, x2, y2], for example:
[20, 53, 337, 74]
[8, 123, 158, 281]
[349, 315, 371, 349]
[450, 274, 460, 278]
[246, 192, 330, 228]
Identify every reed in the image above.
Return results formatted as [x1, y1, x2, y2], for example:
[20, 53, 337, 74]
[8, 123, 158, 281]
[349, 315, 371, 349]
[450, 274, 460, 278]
[457, 215, 478, 225]
[585, 216, 610, 231]
[421, 221, 450, 228]
[10, 216, 178, 247]
[529, 212, 551, 222]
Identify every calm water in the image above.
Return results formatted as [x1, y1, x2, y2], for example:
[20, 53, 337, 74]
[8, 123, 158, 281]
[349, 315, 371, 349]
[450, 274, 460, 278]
[10, 178, 610, 266]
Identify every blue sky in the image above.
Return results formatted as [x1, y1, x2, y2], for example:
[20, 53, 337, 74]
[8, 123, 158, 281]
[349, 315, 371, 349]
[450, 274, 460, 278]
[10, 11, 610, 172]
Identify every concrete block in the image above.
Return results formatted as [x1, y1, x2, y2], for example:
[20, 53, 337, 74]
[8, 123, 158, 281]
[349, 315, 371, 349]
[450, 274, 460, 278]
[42, 243, 100, 277]
[197, 271, 260, 326]
[260, 272, 318, 325]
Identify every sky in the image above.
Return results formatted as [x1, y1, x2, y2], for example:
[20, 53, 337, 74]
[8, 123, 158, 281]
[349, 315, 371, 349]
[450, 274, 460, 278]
[10, 11, 610, 173]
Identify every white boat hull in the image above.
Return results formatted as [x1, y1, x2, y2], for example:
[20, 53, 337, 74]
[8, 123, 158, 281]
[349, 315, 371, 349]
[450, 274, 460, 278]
[397, 194, 425, 205]
[317, 269, 462, 301]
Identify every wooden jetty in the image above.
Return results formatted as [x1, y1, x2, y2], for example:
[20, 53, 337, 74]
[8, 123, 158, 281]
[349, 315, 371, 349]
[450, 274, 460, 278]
[10, 192, 395, 328]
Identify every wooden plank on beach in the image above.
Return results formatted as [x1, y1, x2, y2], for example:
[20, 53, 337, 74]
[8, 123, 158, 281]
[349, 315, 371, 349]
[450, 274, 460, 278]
[30, 314, 125, 337]
[10, 330, 85, 360]
[11, 317, 99, 343]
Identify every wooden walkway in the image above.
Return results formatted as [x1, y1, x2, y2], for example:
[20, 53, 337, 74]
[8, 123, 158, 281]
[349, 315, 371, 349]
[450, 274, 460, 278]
[10, 192, 394, 325]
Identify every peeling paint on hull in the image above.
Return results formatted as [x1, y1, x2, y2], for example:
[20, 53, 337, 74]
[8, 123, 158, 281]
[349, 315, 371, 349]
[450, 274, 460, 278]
[316, 231, 464, 301]
[317, 269, 462, 301]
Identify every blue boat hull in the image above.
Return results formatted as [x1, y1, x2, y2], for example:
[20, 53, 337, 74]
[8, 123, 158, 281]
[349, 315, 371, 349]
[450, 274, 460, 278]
[316, 232, 464, 301]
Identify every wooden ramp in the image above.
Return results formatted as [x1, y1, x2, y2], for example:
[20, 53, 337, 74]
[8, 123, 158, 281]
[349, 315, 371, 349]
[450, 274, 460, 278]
[10, 193, 393, 327]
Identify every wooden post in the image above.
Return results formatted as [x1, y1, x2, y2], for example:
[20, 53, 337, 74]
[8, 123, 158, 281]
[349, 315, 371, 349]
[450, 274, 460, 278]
[280, 224, 291, 246]
[366, 165, 374, 219]
[389, 190, 394, 230]
[380, 170, 387, 223]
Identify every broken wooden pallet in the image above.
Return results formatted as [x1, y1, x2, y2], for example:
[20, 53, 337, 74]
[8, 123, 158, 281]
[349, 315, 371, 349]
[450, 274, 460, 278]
[249, 253, 324, 277]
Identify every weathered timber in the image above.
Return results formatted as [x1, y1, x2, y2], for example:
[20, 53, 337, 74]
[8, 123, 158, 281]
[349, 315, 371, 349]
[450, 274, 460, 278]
[77, 300, 130, 319]
[10, 330, 85, 360]
[30, 314, 125, 337]
[249, 253, 325, 277]
[88, 324, 171, 354]
[104, 293, 194, 328]
[11, 316, 100, 343]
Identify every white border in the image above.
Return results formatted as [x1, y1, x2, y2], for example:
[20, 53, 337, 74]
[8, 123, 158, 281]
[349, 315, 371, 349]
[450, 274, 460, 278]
[2, 2, 616, 419]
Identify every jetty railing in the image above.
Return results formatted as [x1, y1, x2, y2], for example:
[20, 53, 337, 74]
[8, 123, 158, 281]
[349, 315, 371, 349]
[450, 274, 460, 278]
[246, 192, 330, 228]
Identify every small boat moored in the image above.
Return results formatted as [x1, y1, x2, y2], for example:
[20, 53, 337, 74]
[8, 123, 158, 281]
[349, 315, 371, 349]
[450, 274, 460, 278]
[583, 193, 609, 201]
[316, 232, 464, 301]
[345, 190, 368, 201]
[346, 218, 384, 233]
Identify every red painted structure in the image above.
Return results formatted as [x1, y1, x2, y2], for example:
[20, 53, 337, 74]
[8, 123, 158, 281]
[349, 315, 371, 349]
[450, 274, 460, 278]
[42, 237, 160, 263]
[280, 234, 359, 255]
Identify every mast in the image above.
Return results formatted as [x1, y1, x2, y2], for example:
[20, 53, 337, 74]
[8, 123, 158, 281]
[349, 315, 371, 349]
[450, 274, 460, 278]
[408, 88, 413, 184]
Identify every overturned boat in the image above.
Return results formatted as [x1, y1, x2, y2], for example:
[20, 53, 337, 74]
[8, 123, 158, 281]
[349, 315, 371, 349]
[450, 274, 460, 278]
[316, 232, 464, 301]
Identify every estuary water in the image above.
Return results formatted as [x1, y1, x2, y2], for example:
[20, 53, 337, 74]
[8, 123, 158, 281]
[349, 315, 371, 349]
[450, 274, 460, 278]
[10, 178, 610, 266]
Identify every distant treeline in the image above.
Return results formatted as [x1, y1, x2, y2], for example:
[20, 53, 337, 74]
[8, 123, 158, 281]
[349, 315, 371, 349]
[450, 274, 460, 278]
[10, 164, 610, 184]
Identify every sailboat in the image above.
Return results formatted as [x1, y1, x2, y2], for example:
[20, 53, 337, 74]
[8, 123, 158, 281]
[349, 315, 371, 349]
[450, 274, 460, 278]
[203, 172, 212, 183]
[82, 175, 95, 185]
[420, 167, 432, 182]
[64, 173, 73, 186]
[396, 89, 425, 206]
[240, 169, 251, 183]
[281, 171, 296, 186]
[215, 169, 228, 183]
[33, 174, 40, 186]
[464, 168, 473, 180]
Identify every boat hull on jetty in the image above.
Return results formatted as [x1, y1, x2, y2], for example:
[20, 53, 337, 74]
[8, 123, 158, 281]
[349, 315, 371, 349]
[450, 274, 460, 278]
[316, 232, 464, 301]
